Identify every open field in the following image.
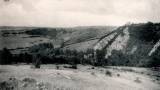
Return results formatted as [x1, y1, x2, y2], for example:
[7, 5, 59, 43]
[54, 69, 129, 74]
[0, 65, 159, 90]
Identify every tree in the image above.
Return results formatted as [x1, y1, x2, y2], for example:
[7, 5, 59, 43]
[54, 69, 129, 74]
[24, 53, 33, 64]
[107, 50, 129, 66]
[0, 48, 13, 64]
[95, 49, 106, 66]
[33, 54, 41, 68]
[140, 22, 156, 42]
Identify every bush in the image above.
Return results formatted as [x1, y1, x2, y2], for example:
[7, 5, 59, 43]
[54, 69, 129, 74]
[71, 64, 77, 69]
[22, 78, 36, 83]
[117, 74, 120, 77]
[34, 62, 41, 68]
[91, 72, 95, 76]
[134, 77, 141, 83]
[56, 65, 60, 70]
[0, 77, 18, 90]
[105, 70, 112, 77]
[91, 67, 95, 69]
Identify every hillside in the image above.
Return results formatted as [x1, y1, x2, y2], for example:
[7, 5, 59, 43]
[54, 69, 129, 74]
[94, 22, 160, 66]
[0, 26, 115, 53]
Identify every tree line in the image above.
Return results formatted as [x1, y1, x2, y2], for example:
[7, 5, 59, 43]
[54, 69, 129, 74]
[0, 42, 159, 67]
[0, 43, 107, 66]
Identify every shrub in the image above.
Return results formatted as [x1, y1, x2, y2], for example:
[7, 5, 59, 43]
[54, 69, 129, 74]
[121, 68, 134, 72]
[71, 64, 77, 69]
[22, 78, 36, 83]
[91, 67, 95, 69]
[56, 65, 60, 70]
[91, 72, 95, 76]
[134, 77, 141, 83]
[0, 77, 19, 90]
[117, 74, 120, 77]
[57, 72, 60, 75]
[105, 70, 112, 77]
[34, 62, 40, 68]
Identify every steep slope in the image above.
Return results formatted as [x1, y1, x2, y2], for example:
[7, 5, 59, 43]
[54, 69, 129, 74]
[94, 23, 160, 66]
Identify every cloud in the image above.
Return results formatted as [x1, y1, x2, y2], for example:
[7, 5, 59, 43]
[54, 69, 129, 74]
[0, 0, 160, 27]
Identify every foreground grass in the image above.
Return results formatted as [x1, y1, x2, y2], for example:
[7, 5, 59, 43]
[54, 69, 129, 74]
[0, 65, 160, 90]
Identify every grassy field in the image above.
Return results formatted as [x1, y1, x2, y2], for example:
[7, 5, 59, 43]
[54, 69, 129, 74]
[0, 65, 160, 90]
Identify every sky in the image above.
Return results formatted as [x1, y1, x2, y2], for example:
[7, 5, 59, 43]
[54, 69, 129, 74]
[0, 0, 160, 27]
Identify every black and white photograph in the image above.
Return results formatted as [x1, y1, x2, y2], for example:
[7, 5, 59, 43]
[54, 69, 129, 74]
[0, 0, 160, 90]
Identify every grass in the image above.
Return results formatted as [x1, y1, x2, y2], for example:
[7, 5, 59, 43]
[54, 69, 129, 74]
[0, 65, 159, 90]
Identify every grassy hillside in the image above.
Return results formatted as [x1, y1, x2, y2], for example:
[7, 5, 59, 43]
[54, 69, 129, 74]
[0, 26, 116, 53]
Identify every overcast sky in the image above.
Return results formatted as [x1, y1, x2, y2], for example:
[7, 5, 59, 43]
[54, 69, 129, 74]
[0, 0, 160, 27]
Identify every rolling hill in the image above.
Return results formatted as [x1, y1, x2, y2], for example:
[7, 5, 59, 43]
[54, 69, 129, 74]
[0, 26, 116, 53]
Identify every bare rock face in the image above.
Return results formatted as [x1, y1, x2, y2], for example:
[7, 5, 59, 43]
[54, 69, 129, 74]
[94, 26, 130, 58]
